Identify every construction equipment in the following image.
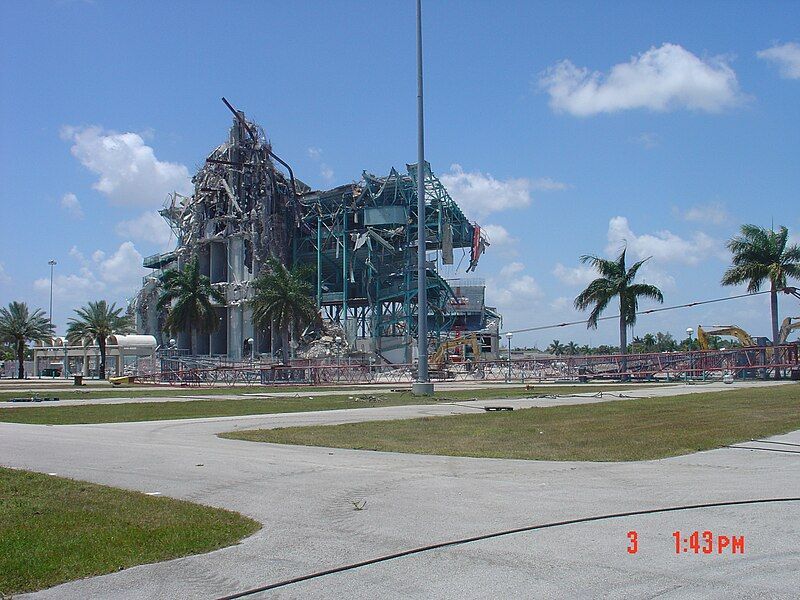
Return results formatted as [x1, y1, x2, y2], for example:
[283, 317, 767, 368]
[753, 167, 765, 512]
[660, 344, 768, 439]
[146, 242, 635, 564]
[779, 317, 800, 344]
[697, 315, 799, 351]
[696, 325, 758, 350]
[430, 333, 483, 367]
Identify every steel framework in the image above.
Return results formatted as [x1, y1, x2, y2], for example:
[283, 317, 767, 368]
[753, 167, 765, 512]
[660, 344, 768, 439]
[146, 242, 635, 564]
[294, 161, 483, 362]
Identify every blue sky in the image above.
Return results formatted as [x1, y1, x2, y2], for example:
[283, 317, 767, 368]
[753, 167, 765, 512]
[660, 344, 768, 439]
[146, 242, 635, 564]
[1, 0, 799, 347]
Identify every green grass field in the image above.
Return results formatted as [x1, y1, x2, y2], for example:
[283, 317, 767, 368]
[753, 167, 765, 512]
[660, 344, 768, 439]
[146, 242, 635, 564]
[222, 384, 800, 462]
[0, 384, 341, 403]
[0, 468, 259, 596]
[0, 385, 642, 425]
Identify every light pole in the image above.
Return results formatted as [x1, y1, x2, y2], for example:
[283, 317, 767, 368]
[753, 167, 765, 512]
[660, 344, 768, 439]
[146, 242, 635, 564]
[506, 332, 513, 383]
[412, 0, 434, 396]
[335, 336, 342, 383]
[686, 327, 693, 380]
[47, 259, 57, 333]
[247, 338, 254, 362]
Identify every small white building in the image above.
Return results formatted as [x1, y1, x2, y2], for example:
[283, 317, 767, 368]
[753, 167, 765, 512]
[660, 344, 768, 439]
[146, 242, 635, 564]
[32, 335, 157, 379]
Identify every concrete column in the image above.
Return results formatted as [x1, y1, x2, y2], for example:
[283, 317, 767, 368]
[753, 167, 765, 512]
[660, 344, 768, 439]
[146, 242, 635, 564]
[243, 305, 254, 358]
[228, 306, 243, 360]
[227, 237, 244, 360]
[210, 307, 227, 355]
[229, 236, 244, 283]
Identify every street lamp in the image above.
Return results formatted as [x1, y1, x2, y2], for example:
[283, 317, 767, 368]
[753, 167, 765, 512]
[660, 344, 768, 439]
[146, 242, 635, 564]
[686, 327, 694, 380]
[411, 0, 434, 397]
[506, 332, 513, 383]
[335, 336, 342, 383]
[247, 338, 254, 362]
[47, 259, 57, 333]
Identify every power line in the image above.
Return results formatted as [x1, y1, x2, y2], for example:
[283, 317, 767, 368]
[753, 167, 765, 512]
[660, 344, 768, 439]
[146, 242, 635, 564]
[506, 289, 774, 335]
[215, 496, 800, 599]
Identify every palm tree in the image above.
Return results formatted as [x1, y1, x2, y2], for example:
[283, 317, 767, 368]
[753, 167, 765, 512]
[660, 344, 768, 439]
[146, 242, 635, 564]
[157, 257, 226, 355]
[66, 301, 133, 379]
[721, 224, 800, 378]
[251, 256, 319, 362]
[546, 339, 565, 356]
[574, 249, 664, 376]
[565, 341, 579, 355]
[0, 301, 54, 379]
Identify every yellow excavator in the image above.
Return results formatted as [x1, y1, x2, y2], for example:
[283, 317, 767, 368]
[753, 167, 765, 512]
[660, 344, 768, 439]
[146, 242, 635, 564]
[430, 334, 482, 368]
[696, 325, 757, 350]
[697, 319, 800, 351]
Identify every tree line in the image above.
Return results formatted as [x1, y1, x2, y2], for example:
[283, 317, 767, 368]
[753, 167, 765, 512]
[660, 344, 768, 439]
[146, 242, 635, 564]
[540, 331, 736, 356]
[0, 256, 317, 379]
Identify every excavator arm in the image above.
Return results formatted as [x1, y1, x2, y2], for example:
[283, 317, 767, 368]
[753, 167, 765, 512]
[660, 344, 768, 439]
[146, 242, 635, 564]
[778, 317, 800, 344]
[696, 325, 757, 350]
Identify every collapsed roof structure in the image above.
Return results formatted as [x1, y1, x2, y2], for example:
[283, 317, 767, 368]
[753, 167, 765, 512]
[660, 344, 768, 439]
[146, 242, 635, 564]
[134, 100, 499, 363]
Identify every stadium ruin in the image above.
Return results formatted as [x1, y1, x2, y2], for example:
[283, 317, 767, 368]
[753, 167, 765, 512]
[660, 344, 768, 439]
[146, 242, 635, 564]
[132, 100, 501, 367]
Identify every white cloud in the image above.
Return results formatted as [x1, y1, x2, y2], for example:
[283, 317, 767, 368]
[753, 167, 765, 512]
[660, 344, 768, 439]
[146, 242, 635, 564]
[61, 125, 192, 206]
[33, 241, 147, 304]
[482, 224, 516, 247]
[0, 263, 10, 284]
[757, 42, 800, 79]
[34, 270, 105, 302]
[549, 296, 574, 312]
[116, 211, 173, 245]
[680, 202, 729, 225]
[553, 262, 596, 286]
[485, 262, 543, 310]
[60, 192, 83, 219]
[606, 216, 723, 266]
[307, 146, 322, 159]
[98, 242, 146, 285]
[531, 177, 571, 191]
[320, 164, 334, 182]
[539, 43, 742, 116]
[500, 262, 525, 278]
[440, 164, 533, 219]
[68, 245, 86, 264]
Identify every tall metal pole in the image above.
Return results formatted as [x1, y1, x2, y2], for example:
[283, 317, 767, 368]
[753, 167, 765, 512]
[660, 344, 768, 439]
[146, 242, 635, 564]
[316, 216, 322, 308]
[413, 0, 433, 395]
[48, 259, 57, 333]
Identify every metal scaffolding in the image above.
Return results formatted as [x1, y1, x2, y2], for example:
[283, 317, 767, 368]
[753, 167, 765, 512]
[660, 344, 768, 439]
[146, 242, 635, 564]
[295, 161, 484, 363]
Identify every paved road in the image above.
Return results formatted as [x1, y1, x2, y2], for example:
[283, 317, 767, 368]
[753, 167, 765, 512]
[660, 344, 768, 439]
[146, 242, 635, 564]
[3, 381, 799, 599]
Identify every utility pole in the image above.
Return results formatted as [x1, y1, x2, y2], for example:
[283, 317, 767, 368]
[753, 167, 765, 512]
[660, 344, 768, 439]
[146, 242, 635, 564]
[412, 0, 433, 396]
